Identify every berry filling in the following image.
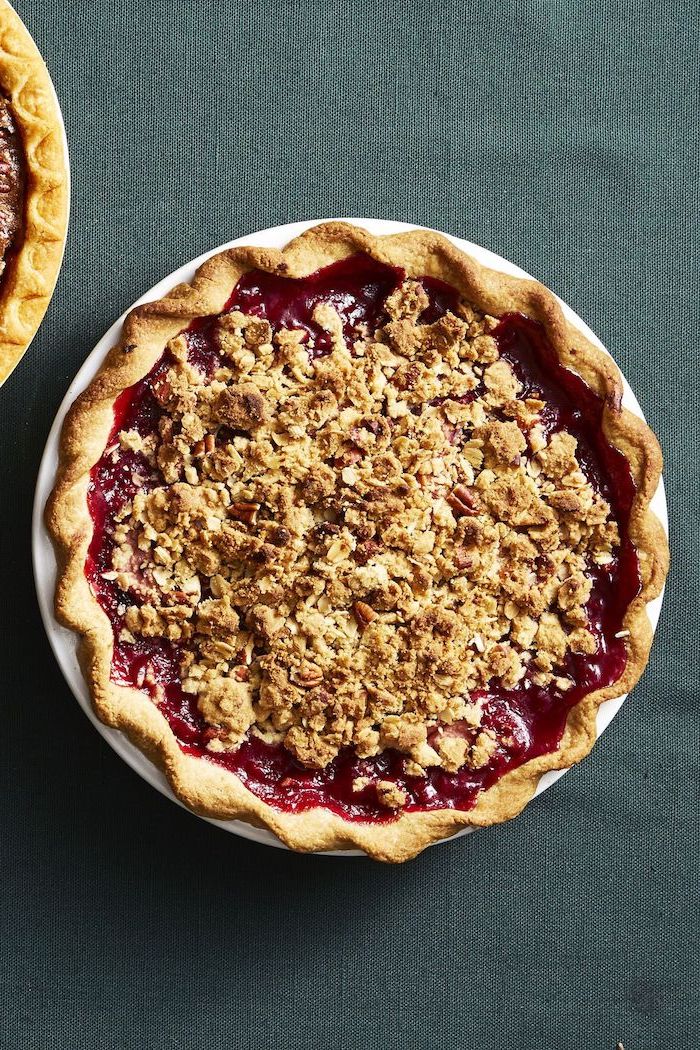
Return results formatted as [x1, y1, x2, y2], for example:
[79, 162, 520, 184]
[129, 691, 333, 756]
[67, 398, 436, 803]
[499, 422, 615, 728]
[86, 254, 639, 821]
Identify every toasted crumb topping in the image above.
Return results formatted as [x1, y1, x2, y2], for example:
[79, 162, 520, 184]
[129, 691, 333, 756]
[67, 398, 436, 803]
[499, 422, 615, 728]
[104, 279, 620, 808]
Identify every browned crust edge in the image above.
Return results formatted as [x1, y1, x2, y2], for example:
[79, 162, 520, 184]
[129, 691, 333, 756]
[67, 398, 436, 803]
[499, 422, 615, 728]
[46, 221, 669, 862]
[0, 0, 69, 386]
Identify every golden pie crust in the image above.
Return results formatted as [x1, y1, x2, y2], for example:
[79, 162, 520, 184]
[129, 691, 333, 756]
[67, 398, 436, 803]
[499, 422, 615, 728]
[47, 222, 669, 862]
[0, 0, 69, 386]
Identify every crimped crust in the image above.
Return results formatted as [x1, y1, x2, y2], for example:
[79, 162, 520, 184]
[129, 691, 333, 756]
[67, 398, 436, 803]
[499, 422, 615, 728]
[47, 222, 669, 862]
[0, 0, 69, 386]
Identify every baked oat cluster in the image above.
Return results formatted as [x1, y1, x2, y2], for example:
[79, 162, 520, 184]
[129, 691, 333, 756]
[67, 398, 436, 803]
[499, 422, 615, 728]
[108, 279, 620, 807]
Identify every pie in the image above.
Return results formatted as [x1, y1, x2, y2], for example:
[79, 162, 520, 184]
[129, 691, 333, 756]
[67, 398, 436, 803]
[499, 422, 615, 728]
[47, 221, 669, 861]
[0, 0, 69, 386]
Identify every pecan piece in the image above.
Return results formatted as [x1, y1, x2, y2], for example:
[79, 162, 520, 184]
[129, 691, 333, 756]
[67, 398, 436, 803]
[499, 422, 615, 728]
[152, 377, 171, 406]
[454, 548, 475, 571]
[192, 434, 216, 459]
[446, 484, 479, 517]
[291, 664, 324, 689]
[230, 501, 260, 525]
[353, 600, 377, 630]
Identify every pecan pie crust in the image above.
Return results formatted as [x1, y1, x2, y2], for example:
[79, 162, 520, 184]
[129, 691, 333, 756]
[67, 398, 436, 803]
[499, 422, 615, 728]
[47, 222, 668, 861]
[0, 0, 69, 386]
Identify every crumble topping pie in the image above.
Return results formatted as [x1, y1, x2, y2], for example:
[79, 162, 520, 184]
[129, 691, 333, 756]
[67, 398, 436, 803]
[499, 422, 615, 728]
[48, 223, 668, 861]
[0, 0, 69, 385]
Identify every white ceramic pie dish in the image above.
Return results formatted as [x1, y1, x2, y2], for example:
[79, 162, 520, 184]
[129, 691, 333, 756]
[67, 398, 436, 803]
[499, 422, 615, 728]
[32, 218, 668, 856]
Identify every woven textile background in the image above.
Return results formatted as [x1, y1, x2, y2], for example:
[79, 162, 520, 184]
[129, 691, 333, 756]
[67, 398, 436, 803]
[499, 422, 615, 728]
[1, 2, 697, 1048]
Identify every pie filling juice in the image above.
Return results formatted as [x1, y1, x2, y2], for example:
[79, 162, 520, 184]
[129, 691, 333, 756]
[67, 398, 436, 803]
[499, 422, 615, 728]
[86, 254, 640, 821]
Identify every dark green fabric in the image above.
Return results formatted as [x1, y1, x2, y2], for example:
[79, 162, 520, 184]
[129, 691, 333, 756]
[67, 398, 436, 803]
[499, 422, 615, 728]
[1, 2, 696, 1047]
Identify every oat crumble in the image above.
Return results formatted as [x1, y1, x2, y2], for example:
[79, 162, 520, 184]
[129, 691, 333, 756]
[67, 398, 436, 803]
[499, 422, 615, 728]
[106, 279, 620, 807]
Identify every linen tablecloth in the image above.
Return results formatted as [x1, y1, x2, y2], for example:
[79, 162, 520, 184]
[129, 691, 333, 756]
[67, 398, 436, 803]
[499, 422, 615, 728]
[1, 2, 696, 1047]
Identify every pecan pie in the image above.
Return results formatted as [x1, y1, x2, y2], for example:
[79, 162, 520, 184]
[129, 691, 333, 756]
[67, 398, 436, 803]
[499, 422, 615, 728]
[48, 222, 668, 861]
[0, 1, 69, 385]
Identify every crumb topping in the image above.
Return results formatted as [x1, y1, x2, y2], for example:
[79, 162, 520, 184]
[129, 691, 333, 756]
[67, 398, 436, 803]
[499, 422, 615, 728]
[102, 278, 620, 808]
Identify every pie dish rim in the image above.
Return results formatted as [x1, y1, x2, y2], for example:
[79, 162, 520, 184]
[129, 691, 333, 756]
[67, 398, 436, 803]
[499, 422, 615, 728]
[35, 218, 669, 860]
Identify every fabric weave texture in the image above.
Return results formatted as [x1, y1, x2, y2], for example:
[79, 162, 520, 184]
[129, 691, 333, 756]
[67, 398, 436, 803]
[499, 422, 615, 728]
[0, 2, 696, 1048]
